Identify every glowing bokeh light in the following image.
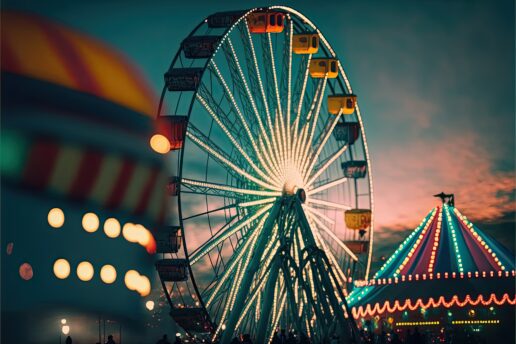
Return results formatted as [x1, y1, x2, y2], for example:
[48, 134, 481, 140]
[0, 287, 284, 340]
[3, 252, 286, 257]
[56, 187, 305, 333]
[104, 218, 121, 238]
[145, 300, 155, 311]
[77, 261, 94, 281]
[62, 325, 70, 335]
[100, 265, 117, 284]
[48, 208, 65, 228]
[124, 270, 140, 290]
[150, 134, 170, 154]
[82, 213, 99, 233]
[53, 259, 71, 279]
[19, 262, 33, 280]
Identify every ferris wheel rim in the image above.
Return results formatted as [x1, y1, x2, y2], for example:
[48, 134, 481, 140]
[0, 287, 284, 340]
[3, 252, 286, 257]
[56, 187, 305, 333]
[157, 6, 374, 339]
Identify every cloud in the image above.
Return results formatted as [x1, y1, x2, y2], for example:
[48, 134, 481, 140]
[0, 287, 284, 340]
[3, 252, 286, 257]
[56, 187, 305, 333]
[373, 131, 515, 233]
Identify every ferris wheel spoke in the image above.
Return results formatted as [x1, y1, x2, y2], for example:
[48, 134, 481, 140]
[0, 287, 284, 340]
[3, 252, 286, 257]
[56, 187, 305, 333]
[222, 39, 281, 170]
[305, 144, 349, 188]
[189, 204, 273, 265]
[196, 93, 281, 187]
[266, 32, 287, 165]
[238, 197, 276, 208]
[298, 76, 328, 175]
[306, 198, 351, 211]
[186, 128, 281, 191]
[204, 215, 264, 307]
[305, 211, 358, 261]
[258, 34, 285, 167]
[206, 63, 281, 181]
[302, 110, 343, 179]
[309, 218, 349, 288]
[234, 270, 270, 331]
[181, 178, 281, 198]
[292, 55, 312, 143]
[306, 176, 349, 196]
[292, 79, 324, 168]
[302, 205, 335, 226]
[286, 18, 294, 161]
[197, 79, 253, 155]
[240, 22, 283, 170]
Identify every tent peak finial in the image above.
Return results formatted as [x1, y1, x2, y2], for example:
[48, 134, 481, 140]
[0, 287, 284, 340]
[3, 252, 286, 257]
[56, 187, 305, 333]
[433, 192, 455, 207]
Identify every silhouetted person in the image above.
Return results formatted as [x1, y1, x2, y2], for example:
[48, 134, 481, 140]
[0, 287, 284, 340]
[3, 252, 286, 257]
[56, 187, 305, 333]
[286, 332, 296, 344]
[65, 336, 72, 344]
[299, 333, 310, 344]
[157, 334, 171, 344]
[272, 330, 281, 344]
[241, 334, 252, 344]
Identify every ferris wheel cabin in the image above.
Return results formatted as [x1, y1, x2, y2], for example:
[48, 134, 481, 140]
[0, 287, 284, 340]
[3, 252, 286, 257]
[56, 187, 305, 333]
[164, 68, 203, 91]
[155, 226, 182, 253]
[207, 11, 245, 28]
[247, 11, 285, 33]
[333, 122, 361, 144]
[156, 259, 189, 282]
[345, 209, 372, 231]
[293, 33, 319, 54]
[341, 160, 368, 179]
[182, 36, 220, 59]
[328, 94, 357, 115]
[309, 58, 339, 78]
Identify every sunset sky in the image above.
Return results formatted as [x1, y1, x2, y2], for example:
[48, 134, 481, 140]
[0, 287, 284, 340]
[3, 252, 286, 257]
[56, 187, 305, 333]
[4, 0, 514, 267]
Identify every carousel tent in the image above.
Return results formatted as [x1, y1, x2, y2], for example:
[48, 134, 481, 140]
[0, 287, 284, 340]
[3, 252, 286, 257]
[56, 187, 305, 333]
[347, 202, 515, 323]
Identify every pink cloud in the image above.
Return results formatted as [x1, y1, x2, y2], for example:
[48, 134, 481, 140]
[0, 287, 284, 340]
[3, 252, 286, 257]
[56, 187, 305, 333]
[373, 132, 515, 231]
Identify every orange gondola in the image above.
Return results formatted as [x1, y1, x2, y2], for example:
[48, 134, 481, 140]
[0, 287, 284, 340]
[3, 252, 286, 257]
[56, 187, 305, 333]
[247, 11, 285, 33]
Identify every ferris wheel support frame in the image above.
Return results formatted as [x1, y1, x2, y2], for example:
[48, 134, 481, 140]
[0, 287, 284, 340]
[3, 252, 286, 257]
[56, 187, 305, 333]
[156, 6, 373, 343]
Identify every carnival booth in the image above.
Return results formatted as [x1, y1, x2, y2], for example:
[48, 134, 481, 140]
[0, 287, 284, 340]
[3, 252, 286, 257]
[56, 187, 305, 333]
[347, 197, 515, 342]
[1, 11, 168, 344]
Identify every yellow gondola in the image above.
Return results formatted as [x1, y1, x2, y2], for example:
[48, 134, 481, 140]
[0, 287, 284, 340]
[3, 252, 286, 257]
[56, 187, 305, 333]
[293, 34, 319, 54]
[328, 94, 357, 115]
[345, 209, 372, 230]
[309, 58, 338, 78]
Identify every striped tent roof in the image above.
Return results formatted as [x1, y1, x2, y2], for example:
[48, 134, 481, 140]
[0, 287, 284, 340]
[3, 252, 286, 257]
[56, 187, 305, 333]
[1, 11, 157, 117]
[347, 204, 515, 318]
[1, 11, 167, 229]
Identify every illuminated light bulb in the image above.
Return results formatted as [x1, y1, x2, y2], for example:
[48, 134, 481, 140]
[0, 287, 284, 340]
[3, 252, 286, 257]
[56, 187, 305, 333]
[150, 134, 170, 154]
[53, 259, 71, 279]
[61, 319, 67, 325]
[122, 223, 139, 243]
[104, 218, 121, 238]
[19, 263, 34, 281]
[145, 300, 155, 311]
[82, 213, 99, 233]
[77, 261, 94, 281]
[100, 265, 117, 284]
[134, 225, 151, 246]
[62, 325, 70, 335]
[124, 270, 140, 291]
[137, 275, 151, 297]
[48, 208, 65, 228]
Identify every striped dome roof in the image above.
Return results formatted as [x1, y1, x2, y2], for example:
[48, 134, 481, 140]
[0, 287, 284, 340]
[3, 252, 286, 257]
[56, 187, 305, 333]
[374, 204, 514, 278]
[347, 204, 515, 317]
[1, 11, 157, 117]
[1, 11, 167, 229]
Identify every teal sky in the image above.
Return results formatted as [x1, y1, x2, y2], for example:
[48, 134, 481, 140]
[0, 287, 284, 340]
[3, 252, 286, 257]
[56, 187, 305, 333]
[3, 0, 514, 261]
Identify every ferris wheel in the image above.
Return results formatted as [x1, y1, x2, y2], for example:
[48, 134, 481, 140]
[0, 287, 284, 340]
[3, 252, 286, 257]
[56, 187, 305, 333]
[151, 6, 374, 343]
